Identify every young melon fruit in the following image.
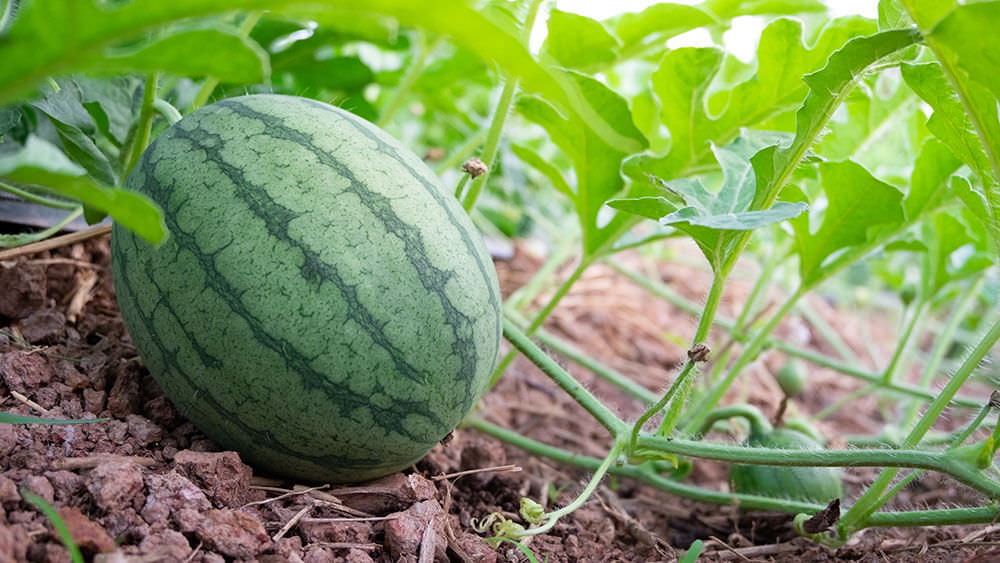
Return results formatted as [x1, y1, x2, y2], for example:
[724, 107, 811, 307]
[730, 428, 843, 505]
[111, 94, 502, 483]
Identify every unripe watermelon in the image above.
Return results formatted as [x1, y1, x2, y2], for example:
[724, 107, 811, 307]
[111, 94, 502, 483]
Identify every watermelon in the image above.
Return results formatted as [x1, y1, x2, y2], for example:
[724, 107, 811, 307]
[111, 94, 502, 483]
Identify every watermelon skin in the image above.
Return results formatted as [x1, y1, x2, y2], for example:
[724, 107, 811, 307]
[111, 94, 501, 483]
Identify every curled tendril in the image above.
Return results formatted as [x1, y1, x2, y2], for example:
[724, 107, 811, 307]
[520, 498, 545, 524]
[470, 512, 527, 543]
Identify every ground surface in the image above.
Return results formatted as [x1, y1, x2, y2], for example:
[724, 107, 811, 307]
[0, 232, 997, 562]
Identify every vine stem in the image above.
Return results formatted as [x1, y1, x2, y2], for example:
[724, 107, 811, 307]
[152, 98, 182, 124]
[881, 299, 928, 384]
[505, 237, 575, 312]
[123, 72, 158, 177]
[0, 0, 17, 36]
[0, 207, 82, 248]
[501, 317, 626, 436]
[490, 256, 591, 387]
[376, 33, 446, 129]
[901, 277, 986, 428]
[682, 286, 806, 435]
[626, 265, 726, 453]
[506, 312, 659, 404]
[460, 0, 543, 211]
[460, 76, 517, 211]
[435, 129, 488, 175]
[839, 317, 1000, 535]
[519, 440, 625, 537]
[189, 11, 261, 112]
[0, 181, 79, 209]
[466, 417, 1000, 526]
[609, 259, 983, 408]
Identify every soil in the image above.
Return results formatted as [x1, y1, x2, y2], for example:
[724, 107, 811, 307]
[0, 232, 997, 562]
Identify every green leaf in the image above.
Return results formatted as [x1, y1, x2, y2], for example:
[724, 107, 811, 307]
[924, 208, 995, 296]
[606, 196, 678, 221]
[30, 79, 96, 133]
[613, 136, 806, 269]
[905, 138, 962, 221]
[665, 201, 807, 230]
[100, 28, 269, 82]
[76, 76, 139, 146]
[951, 175, 998, 243]
[700, 0, 827, 18]
[930, 3, 1000, 101]
[606, 3, 715, 59]
[816, 72, 922, 173]
[903, 0, 955, 28]
[282, 55, 374, 92]
[0, 412, 106, 424]
[0, 136, 166, 243]
[901, 62, 994, 182]
[635, 17, 878, 182]
[878, 0, 912, 30]
[0, 0, 641, 155]
[517, 71, 647, 255]
[42, 113, 118, 187]
[661, 140, 806, 267]
[791, 160, 905, 286]
[510, 144, 573, 200]
[542, 9, 620, 72]
[753, 28, 923, 213]
[27, 79, 119, 186]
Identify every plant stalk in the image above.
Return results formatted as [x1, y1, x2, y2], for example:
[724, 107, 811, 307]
[123, 72, 158, 177]
[840, 317, 1000, 534]
[377, 33, 446, 128]
[501, 318, 627, 436]
[490, 256, 591, 387]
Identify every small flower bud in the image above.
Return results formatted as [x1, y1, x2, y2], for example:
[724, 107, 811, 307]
[687, 343, 710, 363]
[462, 157, 488, 178]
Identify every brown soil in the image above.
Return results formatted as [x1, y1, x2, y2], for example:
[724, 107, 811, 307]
[0, 233, 996, 562]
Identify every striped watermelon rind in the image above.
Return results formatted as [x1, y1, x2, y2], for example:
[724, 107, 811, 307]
[111, 94, 502, 483]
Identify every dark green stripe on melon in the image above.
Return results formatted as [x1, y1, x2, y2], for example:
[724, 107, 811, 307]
[111, 94, 501, 483]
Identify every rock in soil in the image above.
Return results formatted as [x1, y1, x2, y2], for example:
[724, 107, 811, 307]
[0, 262, 45, 319]
[87, 460, 146, 512]
[172, 449, 252, 507]
[57, 506, 116, 556]
[194, 508, 271, 559]
[383, 499, 448, 562]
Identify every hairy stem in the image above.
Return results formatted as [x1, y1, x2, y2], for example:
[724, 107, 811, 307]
[189, 11, 262, 112]
[840, 317, 1000, 534]
[377, 33, 446, 128]
[123, 72, 158, 177]
[490, 256, 591, 387]
[467, 418, 1000, 527]
[501, 318, 627, 435]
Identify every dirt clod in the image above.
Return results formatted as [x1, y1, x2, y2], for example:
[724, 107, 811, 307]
[141, 469, 211, 530]
[137, 527, 193, 560]
[384, 499, 448, 562]
[20, 308, 66, 344]
[195, 508, 271, 559]
[0, 262, 46, 319]
[173, 449, 252, 507]
[57, 506, 116, 556]
[87, 460, 146, 512]
[335, 472, 437, 515]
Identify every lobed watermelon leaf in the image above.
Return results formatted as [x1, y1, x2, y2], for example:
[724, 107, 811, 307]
[790, 160, 905, 287]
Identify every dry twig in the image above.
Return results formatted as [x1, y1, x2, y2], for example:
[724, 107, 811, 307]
[0, 225, 111, 261]
[431, 464, 521, 481]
